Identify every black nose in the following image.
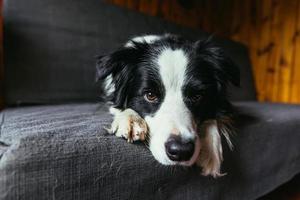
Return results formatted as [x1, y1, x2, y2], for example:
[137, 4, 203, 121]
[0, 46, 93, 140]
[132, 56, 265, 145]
[165, 135, 195, 162]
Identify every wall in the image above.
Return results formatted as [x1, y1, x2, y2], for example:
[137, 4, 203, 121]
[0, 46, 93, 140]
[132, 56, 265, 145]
[106, 0, 300, 103]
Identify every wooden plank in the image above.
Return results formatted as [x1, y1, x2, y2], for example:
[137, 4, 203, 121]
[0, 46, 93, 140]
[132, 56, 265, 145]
[194, 0, 206, 29]
[139, 0, 159, 17]
[253, 0, 273, 101]
[126, 0, 139, 10]
[229, 0, 240, 42]
[247, 0, 260, 100]
[202, 0, 214, 33]
[158, 0, 172, 22]
[169, 1, 193, 28]
[290, 0, 300, 103]
[274, 0, 298, 102]
[263, 0, 281, 102]
[229, 0, 251, 45]
[105, 0, 127, 8]
[180, 1, 199, 28]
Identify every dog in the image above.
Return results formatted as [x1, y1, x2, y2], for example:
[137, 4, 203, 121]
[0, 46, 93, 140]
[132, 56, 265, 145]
[96, 34, 239, 177]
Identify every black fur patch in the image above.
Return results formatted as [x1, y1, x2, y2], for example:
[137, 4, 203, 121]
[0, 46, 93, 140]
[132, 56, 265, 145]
[96, 34, 239, 122]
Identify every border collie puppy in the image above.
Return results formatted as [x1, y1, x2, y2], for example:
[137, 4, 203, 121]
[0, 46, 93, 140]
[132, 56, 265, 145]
[96, 34, 239, 177]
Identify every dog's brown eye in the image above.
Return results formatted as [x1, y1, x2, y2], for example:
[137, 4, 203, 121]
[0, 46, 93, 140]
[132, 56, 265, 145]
[144, 92, 158, 103]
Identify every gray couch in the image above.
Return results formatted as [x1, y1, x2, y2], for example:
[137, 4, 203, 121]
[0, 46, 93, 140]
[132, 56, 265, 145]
[0, 0, 299, 199]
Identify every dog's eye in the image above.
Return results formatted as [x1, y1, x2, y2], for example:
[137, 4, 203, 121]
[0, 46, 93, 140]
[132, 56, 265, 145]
[144, 92, 158, 103]
[189, 94, 202, 103]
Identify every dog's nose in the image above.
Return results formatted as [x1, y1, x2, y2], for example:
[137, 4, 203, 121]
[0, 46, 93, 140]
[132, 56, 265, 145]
[165, 135, 195, 161]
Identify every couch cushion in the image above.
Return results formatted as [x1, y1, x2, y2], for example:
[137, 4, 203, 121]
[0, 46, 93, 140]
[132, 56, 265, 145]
[3, 0, 256, 106]
[0, 102, 299, 200]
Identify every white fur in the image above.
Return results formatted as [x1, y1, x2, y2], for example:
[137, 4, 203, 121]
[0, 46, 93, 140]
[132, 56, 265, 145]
[145, 48, 201, 165]
[104, 75, 115, 96]
[125, 35, 161, 47]
[197, 120, 224, 177]
[108, 107, 148, 143]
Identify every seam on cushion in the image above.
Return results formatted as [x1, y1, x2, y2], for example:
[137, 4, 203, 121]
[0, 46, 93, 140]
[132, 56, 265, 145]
[0, 141, 10, 160]
[0, 112, 10, 161]
[0, 112, 4, 138]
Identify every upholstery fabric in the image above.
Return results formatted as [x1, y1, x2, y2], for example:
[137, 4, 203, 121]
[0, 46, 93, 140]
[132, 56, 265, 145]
[3, 0, 256, 105]
[0, 102, 299, 200]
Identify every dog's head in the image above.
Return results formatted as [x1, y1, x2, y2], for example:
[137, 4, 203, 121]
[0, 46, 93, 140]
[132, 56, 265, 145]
[96, 34, 239, 168]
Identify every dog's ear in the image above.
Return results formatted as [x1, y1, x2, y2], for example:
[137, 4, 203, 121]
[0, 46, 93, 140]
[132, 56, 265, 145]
[96, 44, 148, 108]
[95, 55, 112, 81]
[194, 39, 240, 88]
[96, 48, 134, 81]
[96, 48, 133, 107]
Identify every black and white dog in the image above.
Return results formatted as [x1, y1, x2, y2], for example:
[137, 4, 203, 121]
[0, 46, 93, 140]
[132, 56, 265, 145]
[96, 34, 239, 177]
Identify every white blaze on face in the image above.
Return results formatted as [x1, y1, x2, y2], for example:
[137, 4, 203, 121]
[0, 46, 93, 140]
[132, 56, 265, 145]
[145, 48, 200, 165]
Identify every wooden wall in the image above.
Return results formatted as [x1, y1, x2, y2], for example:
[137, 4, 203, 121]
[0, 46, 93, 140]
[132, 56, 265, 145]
[0, 0, 299, 105]
[106, 0, 300, 103]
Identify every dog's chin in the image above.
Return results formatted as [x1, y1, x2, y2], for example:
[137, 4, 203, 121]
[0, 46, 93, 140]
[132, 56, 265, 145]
[151, 136, 201, 167]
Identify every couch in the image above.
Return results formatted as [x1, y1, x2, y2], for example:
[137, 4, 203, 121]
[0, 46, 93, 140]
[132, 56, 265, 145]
[0, 0, 299, 199]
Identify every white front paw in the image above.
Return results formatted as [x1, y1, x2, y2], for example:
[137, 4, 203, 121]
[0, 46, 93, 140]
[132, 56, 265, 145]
[107, 108, 148, 143]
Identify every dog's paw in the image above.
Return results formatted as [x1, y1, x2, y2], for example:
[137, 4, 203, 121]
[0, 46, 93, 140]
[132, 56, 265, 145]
[196, 120, 224, 178]
[197, 151, 224, 178]
[107, 108, 148, 143]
